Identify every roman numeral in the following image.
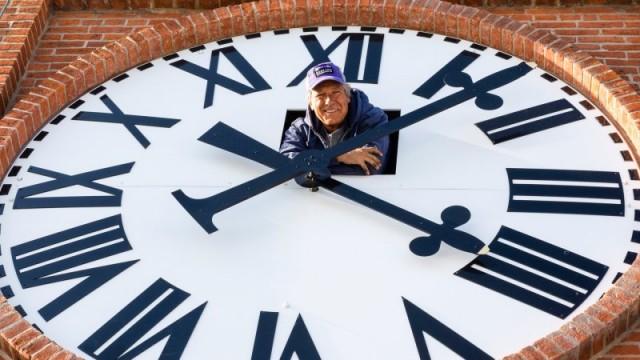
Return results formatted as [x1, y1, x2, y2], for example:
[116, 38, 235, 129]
[10, 215, 138, 321]
[412, 50, 480, 100]
[288, 33, 384, 86]
[507, 168, 624, 217]
[171, 46, 271, 109]
[455, 226, 608, 319]
[79, 278, 207, 360]
[251, 311, 321, 360]
[72, 95, 180, 148]
[13, 162, 134, 209]
[403, 298, 492, 360]
[476, 99, 586, 144]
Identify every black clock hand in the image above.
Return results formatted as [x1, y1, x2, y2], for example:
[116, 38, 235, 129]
[194, 122, 489, 256]
[318, 179, 489, 255]
[323, 62, 532, 161]
[173, 62, 532, 234]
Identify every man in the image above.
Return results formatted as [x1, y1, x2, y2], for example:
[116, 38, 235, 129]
[280, 62, 389, 175]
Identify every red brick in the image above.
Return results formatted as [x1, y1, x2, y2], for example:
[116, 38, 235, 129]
[0, 319, 30, 341]
[333, 0, 347, 24]
[518, 345, 546, 359]
[417, 0, 436, 33]
[16, 335, 49, 360]
[31, 343, 63, 360]
[533, 337, 562, 358]
[433, 1, 451, 35]
[81, 19, 104, 25]
[608, 343, 640, 354]
[0, 127, 20, 157]
[141, 27, 164, 59]
[62, 33, 103, 40]
[89, 25, 134, 33]
[292, 0, 308, 28]
[580, 20, 626, 28]
[445, 4, 464, 36]
[0, 312, 20, 333]
[213, 7, 234, 39]
[154, 0, 173, 7]
[37, 78, 67, 112]
[48, 26, 89, 33]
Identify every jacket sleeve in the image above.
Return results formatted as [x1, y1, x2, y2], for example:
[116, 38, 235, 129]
[359, 105, 390, 175]
[279, 119, 308, 159]
[328, 105, 390, 176]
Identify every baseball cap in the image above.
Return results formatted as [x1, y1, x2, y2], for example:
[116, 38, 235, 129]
[306, 62, 346, 90]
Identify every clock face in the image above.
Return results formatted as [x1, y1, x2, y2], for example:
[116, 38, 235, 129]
[0, 26, 638, 359]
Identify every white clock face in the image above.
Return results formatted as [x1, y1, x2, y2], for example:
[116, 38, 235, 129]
[0, 26, 638, 359]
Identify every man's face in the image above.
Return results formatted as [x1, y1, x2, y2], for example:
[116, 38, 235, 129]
[310, 81, 350, 132]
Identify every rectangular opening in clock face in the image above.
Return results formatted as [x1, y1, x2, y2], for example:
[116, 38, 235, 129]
[281, 109, 400, 175]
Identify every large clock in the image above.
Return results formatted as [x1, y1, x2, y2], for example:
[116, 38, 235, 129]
[0, 24, 638, 359]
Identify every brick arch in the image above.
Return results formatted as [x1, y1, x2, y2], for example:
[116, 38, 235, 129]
[0, 1, 638, 358]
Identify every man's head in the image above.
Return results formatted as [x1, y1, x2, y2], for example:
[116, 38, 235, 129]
[306, 62, 351, 133]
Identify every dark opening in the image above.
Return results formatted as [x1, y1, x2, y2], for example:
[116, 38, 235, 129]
[280, 109, 400, 174]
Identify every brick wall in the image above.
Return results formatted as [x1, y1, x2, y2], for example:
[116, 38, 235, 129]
[11, 5, 640, 106]
[493, 6, 640, 91]
[599, 318, 640, 359]
[50, 0, 640, 10]
[0, 0, 48, 117]
[18, 9, 199, 98]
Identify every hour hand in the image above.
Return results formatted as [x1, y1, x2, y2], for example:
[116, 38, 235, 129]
[172, 165, 302, 233]
[198, 122, 289, 169]
[172, 123, 318, 233]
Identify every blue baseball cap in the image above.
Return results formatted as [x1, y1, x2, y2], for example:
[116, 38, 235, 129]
[306, 62, 346, 90]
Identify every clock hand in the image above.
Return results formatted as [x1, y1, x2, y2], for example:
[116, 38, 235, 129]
[196, 122, 489, 256]
[318, 178, 489, 256]
[173, 62, 532, 234]
[323, 62, 532, 161]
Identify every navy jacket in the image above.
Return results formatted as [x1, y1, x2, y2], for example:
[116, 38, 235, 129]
[279, 89, 389, 175]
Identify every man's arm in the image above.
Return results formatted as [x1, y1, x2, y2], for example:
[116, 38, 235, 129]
[279, 119, 308, 159]
[335, 104, 390, 175]
[336, 147, 384, 175]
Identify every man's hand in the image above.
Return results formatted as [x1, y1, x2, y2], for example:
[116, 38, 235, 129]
[336, 146, 383, 175]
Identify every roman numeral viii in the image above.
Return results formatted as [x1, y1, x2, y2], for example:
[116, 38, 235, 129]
[507, 168, 625, 217]
[11, 215, 138, 321]
[455, 226, 608, 319]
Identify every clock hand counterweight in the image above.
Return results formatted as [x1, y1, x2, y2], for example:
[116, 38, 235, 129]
[180, 122, 489, 256]
[172, 62, 532, 235]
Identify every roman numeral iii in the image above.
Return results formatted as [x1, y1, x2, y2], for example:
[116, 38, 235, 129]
[507, 168, 624, 217]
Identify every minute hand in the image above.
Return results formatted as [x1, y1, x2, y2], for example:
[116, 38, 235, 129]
[173, 62, 532, 233]
[324, 62, 533, 160]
